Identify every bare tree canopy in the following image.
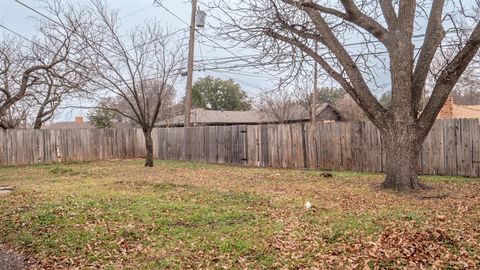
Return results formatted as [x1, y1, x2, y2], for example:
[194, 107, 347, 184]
[212, 0, 480, 192]
[72, 0, 185, 167]
[0, 0, 91, 129]
[0, 34, 70, 129]
[451, 57, 480, 105]
[259, 87, 297, 123]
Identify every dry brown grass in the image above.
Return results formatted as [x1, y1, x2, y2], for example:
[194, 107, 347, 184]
[0, 160, 479, 269]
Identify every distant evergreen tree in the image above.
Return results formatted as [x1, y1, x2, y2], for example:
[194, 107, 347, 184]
[88, 108, 114, 128]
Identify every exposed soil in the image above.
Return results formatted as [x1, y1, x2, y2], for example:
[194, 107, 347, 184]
[0, 244, 29, 270]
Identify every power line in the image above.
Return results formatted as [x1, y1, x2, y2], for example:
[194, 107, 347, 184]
[10, 1, 479, 101]
[4, 17, 478, 101]
[208, 70, 264, 96]
[154, 1, 190, 25]
[0, 23, 90, 69]
[193, 30, 466, 66]
[14, 0, 141, 62]
[197, 34, 207, 76]
[194, 54, 264, 63]
[195, 28, 281, 79]
[193, 41, 469, 73]
[3, 21, 458, 98]
[126, 27, 188, 52]
[121, 5, 152, 18]
[153, 2, 282, 80]
[209, 70, 277, 79]
[0, 19, 206, 92]
[3, 6, 289, 104]
[150, 0, 478, 87]
[15, 0, 187, 53]
[0, 24, 52, 52]
[14, 0, 185, 74]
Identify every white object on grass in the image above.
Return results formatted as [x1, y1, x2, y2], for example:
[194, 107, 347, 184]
[305, 201, 312, 209]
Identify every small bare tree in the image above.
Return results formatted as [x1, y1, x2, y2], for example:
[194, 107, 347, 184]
[111, 81, 177, 127]
[259, 87, 297, 123]
[212, 0, 480, 192]
[78, 1, 185, 167]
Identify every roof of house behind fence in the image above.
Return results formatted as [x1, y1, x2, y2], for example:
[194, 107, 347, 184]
[161, 103, 340, 127]
[451, 105, 480, 119]
[42, 116, 132, 130]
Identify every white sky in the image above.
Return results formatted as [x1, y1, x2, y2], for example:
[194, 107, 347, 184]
[1, 0, 281, 121]
[1, 0, 478, 122]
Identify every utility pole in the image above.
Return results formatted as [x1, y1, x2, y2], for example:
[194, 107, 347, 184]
[309, 42, 319, 167]
[311, 42, 318, 128]
[184, 0, 198, 127]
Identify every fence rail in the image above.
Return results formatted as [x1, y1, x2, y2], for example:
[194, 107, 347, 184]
[1, 119, 479, 177]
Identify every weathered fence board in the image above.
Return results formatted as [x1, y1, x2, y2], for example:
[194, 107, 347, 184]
[1, 119, 479, 178]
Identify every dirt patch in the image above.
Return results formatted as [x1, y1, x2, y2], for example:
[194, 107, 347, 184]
[0, 245, 30, 270]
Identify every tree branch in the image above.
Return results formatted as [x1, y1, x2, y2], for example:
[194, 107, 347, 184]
[397, 0, 416, 39]
[379, 0, 397, 30]
[265, 28, 388, 129]
[302, 8, 389, 128]
[282, 0, 389, 43]
[418, 22, 480, 139]
[412, 0, 446, 114]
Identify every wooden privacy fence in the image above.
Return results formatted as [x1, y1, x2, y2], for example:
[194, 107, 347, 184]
[1, 119, 479, 177]
[0, 128, 148, 166]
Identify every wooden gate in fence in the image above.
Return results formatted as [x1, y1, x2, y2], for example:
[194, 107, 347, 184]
[1, 119, 479, 177]
[154, 119, 480, 177]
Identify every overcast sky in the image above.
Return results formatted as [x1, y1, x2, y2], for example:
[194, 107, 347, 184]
[1, 0, 281, 121]
[1, 0, 477, 122]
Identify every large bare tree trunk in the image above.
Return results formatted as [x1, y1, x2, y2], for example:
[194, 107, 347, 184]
[381, 121, 430, 192]
[212, 0, 480, 192]
[142, 127, 154, 167]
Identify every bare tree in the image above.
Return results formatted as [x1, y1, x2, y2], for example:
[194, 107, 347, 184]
[31, 72, 86, 129]
[212, 0, 480, 192]
[111, 81, 177, 127]
[451, 59, 480, 105]
[1, 0, 90, 130]
[0, 36, 69, 128]
[30, 11, 91, 129]
[335, 95, 367, 122]
[291, 79, 315, 117]
[427, 43, 480, 105]
[259, 87, 297, 123]
[78, 1, 185, 167]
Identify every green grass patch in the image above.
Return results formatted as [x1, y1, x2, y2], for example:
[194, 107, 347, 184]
[0, 160, 479, 269]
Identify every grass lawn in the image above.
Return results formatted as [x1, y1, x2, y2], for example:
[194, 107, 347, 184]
[0, 160, 479, 269]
